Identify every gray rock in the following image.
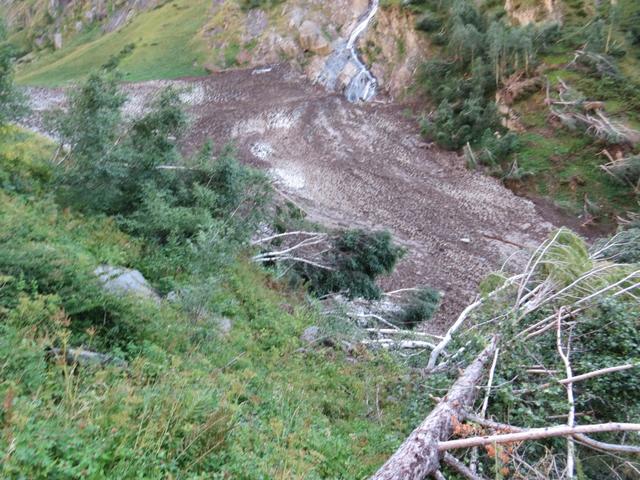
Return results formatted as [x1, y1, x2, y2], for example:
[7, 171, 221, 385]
[217, 317, 233, 334]
[166, 291, 179, 303]
[94, 265, 160, 302]
[245, 9, 268, 40]
[104, 9, 128, 33]
[53, 32, 63, 50]
[300, 325, 320, 343]
[288, 8, 305, 29]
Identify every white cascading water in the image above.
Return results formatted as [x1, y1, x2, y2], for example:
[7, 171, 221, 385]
[316, 0, 379, 103]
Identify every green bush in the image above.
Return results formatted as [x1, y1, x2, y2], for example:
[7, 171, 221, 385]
[0, 41, 26, 127]
[52, 71, 271, 285]
[293, 230, 405, 299]
[394, 287, 441, 329]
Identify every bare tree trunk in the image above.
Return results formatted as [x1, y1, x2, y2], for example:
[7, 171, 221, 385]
[370, 339, 498, 480]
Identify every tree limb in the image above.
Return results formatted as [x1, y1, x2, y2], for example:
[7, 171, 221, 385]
[443, 453, 490, 480]
[559, 363, 637, 385]
[438, 423, 640, 451]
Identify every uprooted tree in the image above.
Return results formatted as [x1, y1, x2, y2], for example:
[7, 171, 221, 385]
[370, 227, 640, 479]
[252, 229, 405, 299]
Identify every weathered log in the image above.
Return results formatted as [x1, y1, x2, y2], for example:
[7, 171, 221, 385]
[370, 339, 498, 480]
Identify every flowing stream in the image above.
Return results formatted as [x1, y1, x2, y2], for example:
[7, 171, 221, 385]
[316, 0, 379, 103]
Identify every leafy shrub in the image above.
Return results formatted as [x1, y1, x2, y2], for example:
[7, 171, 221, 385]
[101, 42, 136, 71]
[0, 126, 53, 193]
[52, 71, 271, 283]
[595, 224, 640, 264]
[0, 39, 26, 127]
[476, 129, 520, 166]
[394, 287, 441, 329]
[294, 230, 405, 299]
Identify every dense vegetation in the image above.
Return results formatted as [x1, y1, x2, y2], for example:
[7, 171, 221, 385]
[437, 227, 640, 479]
[405, 0, 640, 222]
[0, 40, 421, 477]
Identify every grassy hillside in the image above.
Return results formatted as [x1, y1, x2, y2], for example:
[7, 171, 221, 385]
[0, 125, 432, 478]
[15, 0, 211, 85]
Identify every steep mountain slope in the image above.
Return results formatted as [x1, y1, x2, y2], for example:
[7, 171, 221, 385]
[3, 0, 428, 98]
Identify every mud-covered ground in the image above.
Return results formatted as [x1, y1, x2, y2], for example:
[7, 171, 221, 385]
[26, 64, 578, 332]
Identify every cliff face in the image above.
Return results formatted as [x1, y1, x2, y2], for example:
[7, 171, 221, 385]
[362, 6, 429, 100]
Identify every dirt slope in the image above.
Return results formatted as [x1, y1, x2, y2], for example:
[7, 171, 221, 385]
[26, 64, 560, 331]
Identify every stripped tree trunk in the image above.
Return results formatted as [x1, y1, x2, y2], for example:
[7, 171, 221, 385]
[370, 339, 498, 480]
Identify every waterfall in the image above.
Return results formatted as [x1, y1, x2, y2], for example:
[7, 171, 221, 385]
[316, 0, 379, 103]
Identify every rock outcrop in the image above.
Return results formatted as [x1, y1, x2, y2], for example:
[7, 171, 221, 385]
[505, 0, 562, 25]
[94, 265, 161, 302]
[298, 20, 331, 55]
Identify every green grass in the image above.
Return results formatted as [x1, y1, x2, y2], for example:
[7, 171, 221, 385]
[515, 128, 636, 218]
[16, 0, 211, 86]
[0, 127, 432, 478]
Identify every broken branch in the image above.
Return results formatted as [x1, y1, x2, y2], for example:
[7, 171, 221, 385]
[438, 423, 640, 451]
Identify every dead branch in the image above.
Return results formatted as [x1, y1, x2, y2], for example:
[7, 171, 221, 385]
[443, 453, 489, 480]
[383, 288, 422, 297]
[357, 313, 400, 330]
[365, 328, 444, 340]
[556, 309, 576, 478]
[361, 339, 436, 350]
[252, 234, 328, 260]
[480, 347, 499, 418]
[463, 412, 640, 455]
[463, 412, 524, 432]
[251, 231, 325, 245]
[438, 423, 640, 451]
[428, 275, 521, 370]
[559, 363, 637, 385]
[370, 339, 498, 480]
[573, 434, 640, 455]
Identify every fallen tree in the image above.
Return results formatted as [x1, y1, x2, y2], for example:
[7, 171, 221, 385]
[370, 339, 498, 480]
[370, 228, 640, 479]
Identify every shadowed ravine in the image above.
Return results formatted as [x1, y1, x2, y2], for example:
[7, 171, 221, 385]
[24, 64, 565, 332]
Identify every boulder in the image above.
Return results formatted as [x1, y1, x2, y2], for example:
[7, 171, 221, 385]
[300, 325, 320, 344]
[53, 32, 63, 50]
[298, 20, 332, 55]
[217, 317, 233, 335]
[94, 265, 160, 302]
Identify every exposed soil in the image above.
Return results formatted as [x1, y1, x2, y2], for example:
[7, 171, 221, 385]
[25, 64, 593, 332]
